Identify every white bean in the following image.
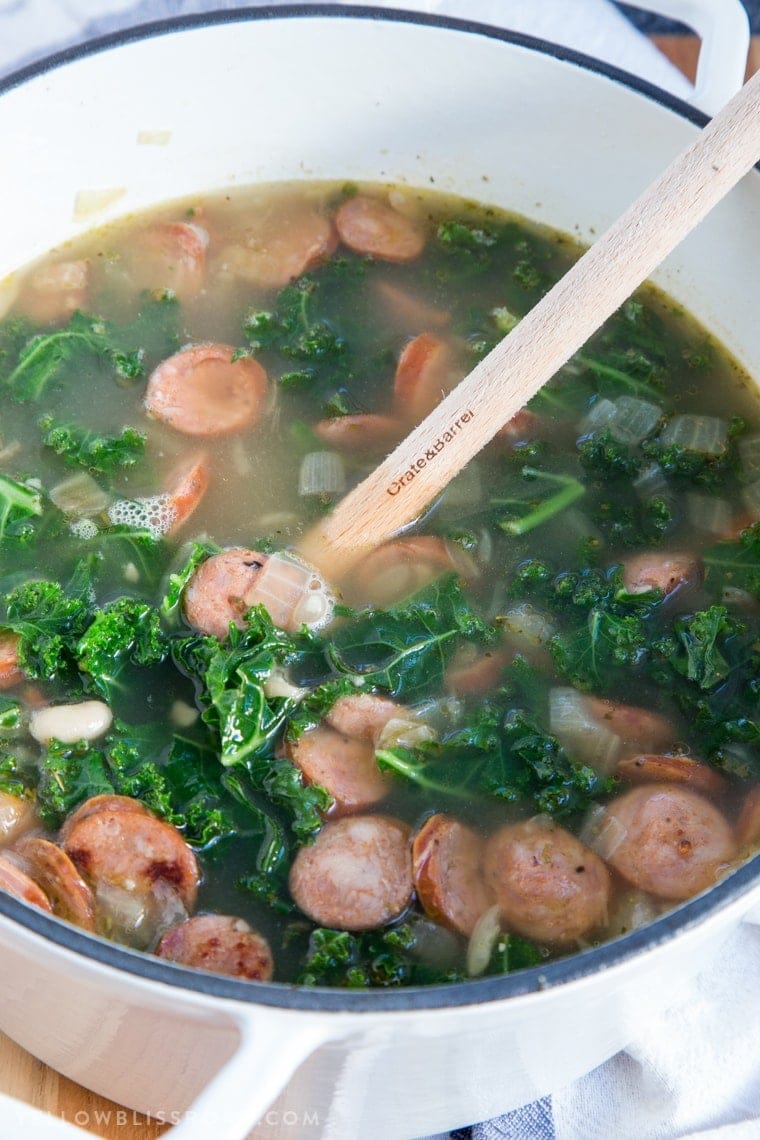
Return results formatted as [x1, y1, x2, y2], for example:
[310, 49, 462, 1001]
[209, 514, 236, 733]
[30, 700, 113, 745]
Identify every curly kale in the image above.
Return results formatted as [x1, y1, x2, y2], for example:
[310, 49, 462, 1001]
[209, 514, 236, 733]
[40, 417, 146, 475]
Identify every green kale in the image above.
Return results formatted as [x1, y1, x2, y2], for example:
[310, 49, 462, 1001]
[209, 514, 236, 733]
[327, 575, 495, 702]
[491, 466, 585, 536]
[296, 924, 464, 988]
[160, 540, 221, 626]
[578, 429, 642, 480]
[0, 473, 43, 546]
[1, 573, 92, 681]
[485, 932, 544, 976]
[703, 524, 760, 599]
[39, 417, 146, 475]
[88, 525, 168, 596]
[245, 278, 346, 362]
[76, 598, 167, 700]
[437, 220, 498, 252]
[550, 608, 651, 689]
[670, 605, 747, 691]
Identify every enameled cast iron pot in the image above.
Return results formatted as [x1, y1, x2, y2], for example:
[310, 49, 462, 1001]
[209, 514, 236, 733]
[0, 4, 758, 1137]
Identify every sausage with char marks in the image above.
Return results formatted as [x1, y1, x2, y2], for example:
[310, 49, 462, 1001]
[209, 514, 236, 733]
[413, 814, 491, 936]
[156, 914, 274, 981]
[286, 725, 389, 815]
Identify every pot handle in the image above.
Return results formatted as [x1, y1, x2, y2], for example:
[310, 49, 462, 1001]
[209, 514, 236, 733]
[623, 0, 750, 115]
[166, 1007, 338, 1140]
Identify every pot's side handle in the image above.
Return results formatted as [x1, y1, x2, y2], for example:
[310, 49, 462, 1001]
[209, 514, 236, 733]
[624, 0, 750, 115]
[166, 1007, 340, 1140]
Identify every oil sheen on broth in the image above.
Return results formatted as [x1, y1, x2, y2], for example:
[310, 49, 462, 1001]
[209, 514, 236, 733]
[0, 181, 758, 987]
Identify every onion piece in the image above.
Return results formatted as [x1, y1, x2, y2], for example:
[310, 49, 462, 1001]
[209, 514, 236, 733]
[466, 904, 503, 977]
[687, 493, 731, 535]
[608, 396, 662, 445]
[501, 603, 555, 656]
[658, 414, 727, 457]
[50, 472, 110, 518]
[375, 715, 436, 750]
[549, 688, 622, 774]
[739, 433, 760, 477]
[578, 398, 616, 437]
[741, 479, 760, 516]
[605, 889, 661, 939]
[298, 451, 346, 498]
[579, 804, 628, 861]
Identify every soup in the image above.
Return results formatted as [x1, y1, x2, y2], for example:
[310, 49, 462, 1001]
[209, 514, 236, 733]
[0, 182, 758, 987]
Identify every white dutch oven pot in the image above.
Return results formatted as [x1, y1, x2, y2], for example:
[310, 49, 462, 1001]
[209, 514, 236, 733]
[0, 3, 758, 1137]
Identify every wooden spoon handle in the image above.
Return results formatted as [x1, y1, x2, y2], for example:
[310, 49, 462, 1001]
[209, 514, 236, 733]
[300, 71, 760, 577]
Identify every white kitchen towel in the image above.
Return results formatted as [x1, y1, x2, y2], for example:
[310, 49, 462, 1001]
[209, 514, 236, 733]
[0, 4, 756, 1140]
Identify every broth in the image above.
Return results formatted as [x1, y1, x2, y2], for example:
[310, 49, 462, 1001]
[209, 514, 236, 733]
[0, 181, 758, 986]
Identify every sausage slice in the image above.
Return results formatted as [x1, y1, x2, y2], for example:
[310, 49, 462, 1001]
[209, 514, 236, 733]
[288, 815, 413, 931]
[165, 454, 210, 534]
[0, 852, 52, 912]
[736, 787, 760, 851]
[349, 535, 478, 607]
[0, 632, 24, 690]
[130, 221, 208, 303]
[483, 818, 611, 946]
[15, 836, 95, 931]
[393, 333, 464, 424]
[616, 754, 727, 799]
[602, 785, 736, 900]
[413, 814, 491, 936]
[58, 794, 150, 844]
[324, 693, 407, 743]
[335, 195, 425, 263]
[145, 343, 268, 437]
[582, 695, 675, 753]
[621, 551, 701, 597]
[63, 806, 200, 910]
[0, 792, 36, 847]
[286, 725, 389, 815]
[18, 260, 88, 324]
[222, 207, 337, 289]
[312, 414, 405, 455]
[156, 914, 274, 981]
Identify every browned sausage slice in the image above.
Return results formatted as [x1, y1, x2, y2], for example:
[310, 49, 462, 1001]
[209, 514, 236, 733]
[621, 551, 702, 597]
[494, 409, 542, 449]
[602, 784, 736, 900]
[374, 280, 449, 331]
[582, 695, 675, 753]
[616, 754, 727, 798]
[335, 195, 425, 263]
[58, 794, 150, 844]
[413, 814, 491, 936]
[288, 815, 413, 931]
[324, 693, 406, 743]
[222, 207, 337, 289]
[286, 725, 389, 815]
[312, 414, 405, 454]
[393, 333, 464, 424]
[0, 631, 24, 690]
[444, 645, 508, 696]
[349, 535, 478, 607]
[144, 343, 268, 437]
[130, 221, 208, 303]
[0, 852, 52, 912]
[63, 806, 200, 910]
[736, 787, 760, 851]
[15, 836, 95, 931]
[18, 260, 88, 324]
[483, 818, 611, 946]
[156, 914, 274, 981]
[164, 454, 210, 534]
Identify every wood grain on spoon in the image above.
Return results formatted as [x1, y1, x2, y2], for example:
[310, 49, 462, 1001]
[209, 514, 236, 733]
[299, 70, 760, 580]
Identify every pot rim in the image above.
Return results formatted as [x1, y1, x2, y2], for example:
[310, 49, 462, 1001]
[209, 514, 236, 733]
[0, 3, 757, 1014]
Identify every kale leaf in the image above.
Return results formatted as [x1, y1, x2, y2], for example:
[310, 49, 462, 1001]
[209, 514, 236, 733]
[0, 473, 43, 546]
[40, 417, 146, 475]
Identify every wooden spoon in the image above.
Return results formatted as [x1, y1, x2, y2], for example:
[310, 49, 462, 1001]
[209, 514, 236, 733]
[300, 71, 760, 580]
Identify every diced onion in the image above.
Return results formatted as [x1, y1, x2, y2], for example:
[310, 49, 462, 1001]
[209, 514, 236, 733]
[95, 880, 187, 950]
[605, 889, 661, 939]
[739, 434, 760, 477]
[549, 688, 622, 774]
[170, 700, 199, 728]
[578, 398, 616, 436]
[466, 904, 503, 977]
[608, 396, 662, 445]
[658, 414, 727, 457]
[502, 603, 555, 654]
[741, 479, 760, 516]
[579, 804, 628, 861]
[50, 472, 110, 518]
[298, 451, 345, 498]
[376, 715, 436, 750]
[491, 306, 520, 334]
[263, 666, 309, 701]
[634, 463, 668, 497]
[687, 493, 731, 535]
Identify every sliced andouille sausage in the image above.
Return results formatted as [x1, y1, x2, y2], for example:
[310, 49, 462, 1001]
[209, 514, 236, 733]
[374, 279, 450, 332]
[0, 631, 24, 690]
[483, 817, 611, 946]
[616, 754, 727, 799]
[15, 836, 95, 931]
[221, 206, 337, 289]
[18, 260, 88, 324]
[621, 551, 702, 597]
[736, 787, 760, 851]
[164, 453, 210, 534]
[335, 195, 425, 263]
[582, 695, 676, 753]
[130, 221, 209, 303]
[602, 784, 736, 901]
[393, 333, 465, 424]
[494, 409, 542, 449]
[286, 725, 389, 815]
[58, 794, 150, 844]
[349, 535, 479, 607]
[0, 793, 36, 847]
[184, 548, 333, 639]
[288, 814, 413, 931]
[413, 814, 491, 936]
[156, 914, 274, 981]
[324, 693, 407, 743]
[0, 852, 52, 912]
[144, 343, 268, 438]
[312, 414, 405, 455]
[444, 645, 508, 696]
[63, 805, 200, 911]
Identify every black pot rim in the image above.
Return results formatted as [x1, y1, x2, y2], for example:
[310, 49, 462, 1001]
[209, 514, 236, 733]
[0, 3, 757, 1015]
